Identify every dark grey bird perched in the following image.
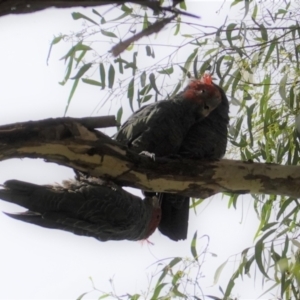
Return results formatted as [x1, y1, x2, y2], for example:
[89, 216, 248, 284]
[114, 78, 222, 157]
[158, 81, 229, 241]
[114, 77, 223, 241]
[0, 177, 161, 241]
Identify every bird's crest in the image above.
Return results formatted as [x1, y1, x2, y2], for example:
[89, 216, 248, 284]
[200, 73, 213, 85]
[183, 74, 214, 100]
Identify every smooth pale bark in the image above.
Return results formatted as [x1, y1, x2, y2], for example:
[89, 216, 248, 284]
[0, 117, 299, 199]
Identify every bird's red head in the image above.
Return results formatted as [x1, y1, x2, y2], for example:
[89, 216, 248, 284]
[183, 74, 221, 118]
[143, 196, 161, 239]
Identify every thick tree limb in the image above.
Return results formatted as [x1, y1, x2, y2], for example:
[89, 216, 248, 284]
[1, 117, 300, 199]
[0, 0, 180, 17]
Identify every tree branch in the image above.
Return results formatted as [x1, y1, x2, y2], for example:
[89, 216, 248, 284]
[0, 117, 300, 199]
[0, 0, 191, 18]
[0, 1, 155, 16]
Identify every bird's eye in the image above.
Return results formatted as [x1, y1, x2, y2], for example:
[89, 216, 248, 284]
[200, 89, 206, 94]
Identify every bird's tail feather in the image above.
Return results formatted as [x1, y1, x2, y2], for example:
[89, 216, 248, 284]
[157, 193, 189, 241]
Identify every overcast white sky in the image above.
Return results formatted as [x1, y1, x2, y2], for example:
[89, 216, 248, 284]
[0, 1, 273, 299]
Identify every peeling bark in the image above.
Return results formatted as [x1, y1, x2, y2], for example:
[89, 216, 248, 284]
[0, 117, 300, 199]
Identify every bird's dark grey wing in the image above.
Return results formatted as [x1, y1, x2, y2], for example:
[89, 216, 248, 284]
[115, 100, 196, 156]
[0, 179, 160, 241]
[157, 85, 229, 241]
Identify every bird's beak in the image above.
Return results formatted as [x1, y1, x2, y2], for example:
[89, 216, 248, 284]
[198, 90, 222, 118]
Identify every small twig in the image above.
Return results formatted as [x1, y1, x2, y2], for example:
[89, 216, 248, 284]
[111, 16, 177, 57]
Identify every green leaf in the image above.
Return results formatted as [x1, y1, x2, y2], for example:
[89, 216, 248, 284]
[282, 235, 289, 257]
[277, 198, 294, 220]
[279, 74, 288, 102]
[109, 11, 132, 22]
[246, 103, 256, 147]
[193, 55, 198, 78]
[227, 193, 239, 209]
[231, 0, 243, 7]
[254, 229, 277, 279]
[232, 45, 245, 57]
[145, 45, 151, 56]
[151, 46, 155, 59]
[116, 106, 123, 127]
[276, 228, 290, 239]
[190, 231, 198, 261]
[108, 64, 115, 89]
[221, 57, 234, 87]
[141, 94, 152, 103]
[100, 29, 117, 38]
[51, 35, 64, 46]
[183, 48, 198, 80]
[128, 294, 140, 300]
[92, 9, 101, 17]
[174, 20, 180, 36]
[291, 239, 300, 249]
[98, 294, 110, 299]
[150, 283, 167, 300]
[203, 48, 218, 58]
[252, 4, 258, 20]
[157, 66, 174, 76]
[259, 74, 271, 115]
[172, 284, 186, 298]
[263, 40, 277, 66]
[149, 73, 161, 95]
[143, 12, 150, 30]
[179, 1, 187, 10]
[261, 222, 278, 232]
[178, 65, 190, 78]
[82, 78, 102, 87]
[114, 58, 127, 75]
[64, 78, 79, 116]
[243, 0, 250, 18]
[156, 268, 168, 286]
[257, 282, 280, 299]
[59, 55, 74, 85]
[99, 63, 106, 90]
[132, 52, 138, 76]
[127, 78, 135, 112]
[231, 70, 241, 97]
[140, 84, 151, 96]
[168, 257, 182, 268]
[171, 272, 182, 286]
[170, 81, 182, 98]
[244, 255, 255, 274]
[224, 270, 238, 298]
[121, 4, 132, 13]
[72, 12, 98, 25]
[216, 56, 225, 79]
[71, 63, 92, 80]
[75, 50, 87, 68]
[60, 43, 92, 61]
[140, 71, 146, 87]
[226, 23, 237, 47]
[213, 260, 228, 284]
[76, 292, 89, 300]
[124, 62, 137, 71]
[271, 242, 281, 263]
[260, 24, 268, 41]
